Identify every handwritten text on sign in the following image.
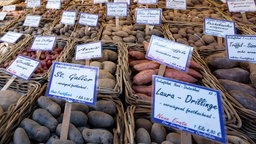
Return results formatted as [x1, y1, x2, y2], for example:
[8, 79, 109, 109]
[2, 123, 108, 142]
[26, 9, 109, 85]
[46, 62, 98, 105]
[31, 36, 57, 51]
[27, 0, 41, 8]
[75, 41, 102, 60]
[146, 35, 193, 72]
[227, 0, 256, 12]
[0, 32, 22, 44]
[79, 13, 99, 27]
[0, 12, 7, 21]
[204, 18, 235, 38]
[6, 55, 40, 80]
[46, 0, 61, 9]
[136, 8, 162, 25]
[166, 0, 186, 10]
[226, 35, 256, 62]
[23, 15, 41, 27]
[138, 0, 157, 4]
[94, 0, 108, 4]
[152, 75, 226, 143]
[60, 11, 76, 25]
[114, 0, 130, 5]
[106, 2, 128, 17]
[3, 5, 16, 11]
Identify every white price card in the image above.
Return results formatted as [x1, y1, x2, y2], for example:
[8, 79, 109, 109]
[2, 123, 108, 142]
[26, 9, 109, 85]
[227, 0, 256, 12]
[136, 8, 162, 25]
[94, 0, 108, 4]
[204, 18, 235, 38]
[27, 0, 41, 8]
[0, 12, 7, 20]
[23, 15, 41, 27]
[6, 55, 40, 80]
[3, 5, 16, 11]
[75, 41, 102, 60]
[0, 31, 22, 44]
[138, 0, 157, 4]
[152, 75, 226, 143]
[46, 0, 61, 9]
[114, 0, 130, 5]
[106, 2, 128, 17]
[46, 62, 98, 105]
[31, 36, 57, 51]
[79, 13, 99, 27]
[226, 35, 256, 62]
[60, 11, 76, 26]
[146, 35, 193, 72]
[166, 0, 186, 10]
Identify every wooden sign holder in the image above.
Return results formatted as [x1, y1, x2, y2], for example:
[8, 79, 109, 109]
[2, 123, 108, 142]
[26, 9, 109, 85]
[1, 76, 16, 91]
[115, 16, 119, 27]
[217, 37, 222, 46]
[241, 12, 248, 22]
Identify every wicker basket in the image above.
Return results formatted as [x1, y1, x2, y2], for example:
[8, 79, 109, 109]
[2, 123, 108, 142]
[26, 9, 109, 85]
[0, 0, 20, 6]
[0, 16, 20, 33]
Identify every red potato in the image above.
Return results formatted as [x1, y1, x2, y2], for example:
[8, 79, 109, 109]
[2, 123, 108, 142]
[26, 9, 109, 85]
[129, 50, 146, 60]
[164, 68, 198, 83]
[143, 41, 149, 51]
[249, 63, 256, 88]
[133, 61, 160, 71]
[187, 68, 203, 79]
[132, 85, 152, 96]
[129, 60, 150, 67]
[189, 60, 204, 71]
[136, 93, 152, 101]
[133, 69, 158, 85]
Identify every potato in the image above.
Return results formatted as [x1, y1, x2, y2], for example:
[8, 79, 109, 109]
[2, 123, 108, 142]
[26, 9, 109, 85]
[50, 97, 66, 109]
[151, 123, 167, 143]
[161, 141, 175, 144]
[136, 128, 151, 143]
[94, 100, 117, 116]
[20, 118, 50, 143]
[115, 31, 129, 37]
[37, 96, 61, 117]
[112, 36, 123, 42]
[193, 135, 212, 144]
[202, 35, 215, 44]
[52, 140, 75, 144]
[70, 111, 88, 127]
[98, 78, 116, 89]
[99, 70, 115, 80]
[0, 90, 21, 111]
[82, 128, 113, 144]
[213, 68, 250, 83]
[205, 52, 239, 69]
[102, 35, 112, 40]
[88, 111, 114, 128]
[135, 118, 152, 133]
[32, 108, 58, 132]
[166, 132, 181, 144]
[229, 90, 256, 111]
[90, 61, 102, 69]
[71, 103, 89, 114]
[103, 49, 118, 61]
[13, 128, 31, 144]
[56, 123, 84, 144]
[102, 61, 116, 74]
[46, 134, 59, 144]
[123, 35, 137, 43]
[71, 58, 85, 65]
[148, 29, 163, 36]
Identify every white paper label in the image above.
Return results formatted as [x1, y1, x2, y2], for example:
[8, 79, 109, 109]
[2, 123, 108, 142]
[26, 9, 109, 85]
[79, 13, 99, 27]
[204, 18, 235, 38]
[6, 55, 40, 80]
[31, 36, 56, 51]
[138, 0, 157, 4]
[106, 2, 128, 17]
[152, 75, 226, 143]
[46, 62, 98, 105]
[227, 0, 256, 12]
[0, 32, 23, 44]
[0, 12, 7, 20]
[94, 0, 108, 4]
[60, 11, 76, 25]
[166, 0, 186, 10]
[23, 15, 41, 27]
[136, 8, 162, 25]
[46, 0, 61, 9]
[27, 0, 41, 8]
[146, 35, 193, 72]
[75, 41, 102, 60]
[3, 5, 16, 11]
[114, 0, 130, 5]
[226, 35, 256, 62]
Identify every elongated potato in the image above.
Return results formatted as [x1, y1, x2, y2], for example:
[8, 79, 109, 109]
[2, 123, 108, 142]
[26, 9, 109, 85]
[52, 140, 75, 144]
[213, 68, 250, 83]
[98, 78, 116, 89]
[166, 133, 181, 144]
[135, 118, 152, 133]
[13, 128, 31, 144]
[99, 70, 115, 80]
[102, 61, 116, 74]
[205, 52, 239, 69]
[151, 123, 167, 143]
[136, 128, 151, 144]
[94, 100, 116, 116]
[56, 123, 84, 144]
[229, 90, 256, 111]
[46, 135, 59, 144]
[82, 128, 113, 144]
[70, 111, 88, 127]
[87, 111, 114, 128]
[37, 96, 61, 117]
[71, 103, 89, 114]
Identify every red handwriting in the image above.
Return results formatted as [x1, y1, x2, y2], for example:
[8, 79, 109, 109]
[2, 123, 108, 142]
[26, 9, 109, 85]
[172, 118, 187, 126]
[156, 113, 169, 121]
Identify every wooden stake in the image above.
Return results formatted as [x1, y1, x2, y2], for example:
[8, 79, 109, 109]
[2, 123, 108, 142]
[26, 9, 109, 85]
[1, 76, 16, 91]
[100, 3, 102, 8]
[115, 16, 119, 27]
[85, 60, 90, 66]
[181, 132, 192, 144]
[187, 0, 191, 4]
[82, 0, 84, 4]
[60, 102, 72, 140]
[217, 37, 222, 46]
[85, 26, 89, 34]
[158, 64, 166, 76]
[174, 10, 178, 15]
[241, 12, 248, 22]
[36, 50, 41, 60]
[145, 25, 149, 35]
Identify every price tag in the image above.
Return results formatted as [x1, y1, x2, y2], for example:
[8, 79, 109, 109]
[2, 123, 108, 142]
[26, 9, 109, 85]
[204, 18, 235, 38]
[23, 15, 41, 27]
[146, 35, 193, 72]
[227, 0, 256, 12]
[0, 12, 7, 20]
[0, 31, 22, 44]
[106, 2, 128, 17]
[46, 62, 98, 105]
[226, 35, 256, 62]
[3, 5, 16, 11]
[94, 0, 108, 4]
[166, 0, 186, 10]
[6, 55, 40, 80]
[46, 0, 61, 9]
[75, 41, 102, 60]
[60, 11, 76, 26]
[136, 8, 162, 25]
[138, 0, 157, 4]
[114, 0, 130, 5]
[152, 75, 226, 143]
[27, 0, 41, 8]
[30, 36, 56, 51]
[79, 13, 99, 27]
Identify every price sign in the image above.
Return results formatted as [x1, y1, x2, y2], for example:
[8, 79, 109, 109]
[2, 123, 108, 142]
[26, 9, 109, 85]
[46, 62, 98, 105]
[79, 13, 99, 27]
[152, 75, 226, 143]
[114, 0, 130, 5]
[75, 41, 102, 60]
[3, 5, 16, 11]
[30, 36, 56, 51]
[226, 35, 256, 62]
[138, 0, 157, 4]
[136, 8, 162, 25]
[46, 0, 61, 9]
[227, 0, 256, 12]
[106, 2, 128, 17]
[6, 55, 40, 80]
[146, 35, 193, 72]
[0, 32, 22, 44]
[23, 15, 41, 27]
[0, 12, 7, 20]
[204, 18, 235, 38]
[166, 0, 186, 10]
[94, 0, 108, 4]
[60, 11, 76, 25]
[27, 0, 41, 8]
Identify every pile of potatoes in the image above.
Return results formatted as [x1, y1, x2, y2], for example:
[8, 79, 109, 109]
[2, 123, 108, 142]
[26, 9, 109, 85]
[0, 17, 16, 31]
[42, 10, 61, 19]
[226, 12, 256, 25]
[72, 26, 100, 40]
[11, 95, 119, 144]
[186, 0, 210, 7]
[0, 90, 21, 114]
[28, 9, 46, 15]
[50, 23, 75, 37]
